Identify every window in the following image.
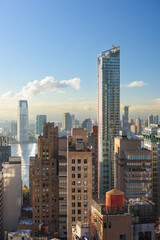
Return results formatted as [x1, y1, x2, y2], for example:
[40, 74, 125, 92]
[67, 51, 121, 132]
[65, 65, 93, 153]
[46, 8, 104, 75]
[78, 166, 81, 171]
[108, 222, 111, 228]
[72, 217, 75, 221]
[84, 180, 88, 186]
[72, 174, 75, 178]
[72, 188, 75, 193]
[78, 189, 81, 193]
[77, 195, 81, 200]
[72, 181, 75, 185]
[78, 202, 81, 207]
[84, 159, 87, 164]
[78, 210, 81, 214]
[72, 159, 75, 164]
[84, 209, 87, 214]
[78, 159, 81, 164]
[72, 195, 75, 200]
[84, 188, 87, 193]
[84, 195, 87, 200]
[72, 167, 75, 171]
[120, 234, 126, 240]
[72, 203, 75, 207]
[78, 174, 81, 178]
[72, 210, 75, 214]
[84, 202, 88, 207]
[84, 166, 88, 171]
[77, 181, 81, 185]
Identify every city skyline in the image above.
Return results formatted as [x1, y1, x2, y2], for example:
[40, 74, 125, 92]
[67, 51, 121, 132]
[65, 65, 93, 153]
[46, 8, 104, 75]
[0, 0, 160, 120]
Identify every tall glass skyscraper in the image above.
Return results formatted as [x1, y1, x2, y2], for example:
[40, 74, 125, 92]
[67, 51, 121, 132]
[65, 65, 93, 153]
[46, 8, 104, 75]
[17, 100, 29, 142]
[98, 46, 120, 198]
[35, 115, 47, 135]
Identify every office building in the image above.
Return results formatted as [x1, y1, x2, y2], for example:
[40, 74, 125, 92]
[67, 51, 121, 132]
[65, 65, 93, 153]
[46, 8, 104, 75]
[82, 118, 92, 135]
[0, 172, 3, 240]
[98, 46, 120, 198]
[11, 121, 17, 138]
[148, 115, 159, 127]
[130, 124, 137, 134]
[136, 118, 142, 134]
[0, 136, 11, 170]
[30, 122, 59, 238]
[62, 113, 71, 132]
[114, 133, 152, 200]
[122, 106, 129, 131]
[143, 126, 160, 215]
[154, 115, 159, 124]
[73, 119, 80, 129]
[71, 114, 75, 128]
[3, 157, 22, 232]
[88, 125, 98, 198]
[17, 100, 29, 142]
[35, 115, 47, 135]
[67, 129, 93, 240]
[59, 136, 67, 239]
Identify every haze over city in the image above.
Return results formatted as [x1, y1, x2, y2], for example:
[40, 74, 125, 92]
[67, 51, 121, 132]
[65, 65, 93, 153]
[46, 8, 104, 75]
[0, 0, 160, 121]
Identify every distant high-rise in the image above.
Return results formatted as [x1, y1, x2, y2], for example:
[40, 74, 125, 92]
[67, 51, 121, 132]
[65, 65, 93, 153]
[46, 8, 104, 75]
[17, 100, 29, 142]
[35, 115, 47, 135]
[148, 115, 159, 127]
[136, 118, 142, 134]
[98, 46, 120, 198]
[122, 106, 129, 130]
[82, 118, 92, 134]
[62, 113, 71, 132]
[11, 121, 17, 138]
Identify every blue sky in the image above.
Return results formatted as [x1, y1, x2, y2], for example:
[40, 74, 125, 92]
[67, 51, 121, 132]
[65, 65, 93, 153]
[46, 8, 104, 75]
[0, 0, 160, 121]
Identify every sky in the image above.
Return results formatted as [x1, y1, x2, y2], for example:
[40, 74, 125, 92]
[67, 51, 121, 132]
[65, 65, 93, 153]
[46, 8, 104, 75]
[0, 0, 160, 121]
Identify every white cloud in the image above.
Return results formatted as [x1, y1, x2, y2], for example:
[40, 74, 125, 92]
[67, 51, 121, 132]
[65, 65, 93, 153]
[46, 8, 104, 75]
[127, 81, 148, 88]
[0, 76, 80, 100]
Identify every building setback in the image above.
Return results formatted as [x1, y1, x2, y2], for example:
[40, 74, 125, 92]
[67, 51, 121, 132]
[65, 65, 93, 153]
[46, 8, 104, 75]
[67, 129, 93, 240]
[98, 46, 120, 198]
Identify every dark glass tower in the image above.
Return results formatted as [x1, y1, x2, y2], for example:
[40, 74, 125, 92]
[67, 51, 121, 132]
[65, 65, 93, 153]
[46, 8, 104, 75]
[98, 46, 120, 198]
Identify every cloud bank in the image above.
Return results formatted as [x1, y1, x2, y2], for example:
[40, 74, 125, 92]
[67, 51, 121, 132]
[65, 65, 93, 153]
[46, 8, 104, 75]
[0, 76, 80, 100]
[127, 81, 148, 88]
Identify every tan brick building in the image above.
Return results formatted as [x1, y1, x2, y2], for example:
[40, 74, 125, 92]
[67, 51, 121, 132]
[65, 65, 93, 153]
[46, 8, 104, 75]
[67, 129, 93, 240]
[30, 122, 59, 238]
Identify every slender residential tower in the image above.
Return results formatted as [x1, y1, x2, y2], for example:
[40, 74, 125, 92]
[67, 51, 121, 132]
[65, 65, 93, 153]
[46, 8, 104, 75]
[17, 100, 29, 142]
[98, 46, 120, 198]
